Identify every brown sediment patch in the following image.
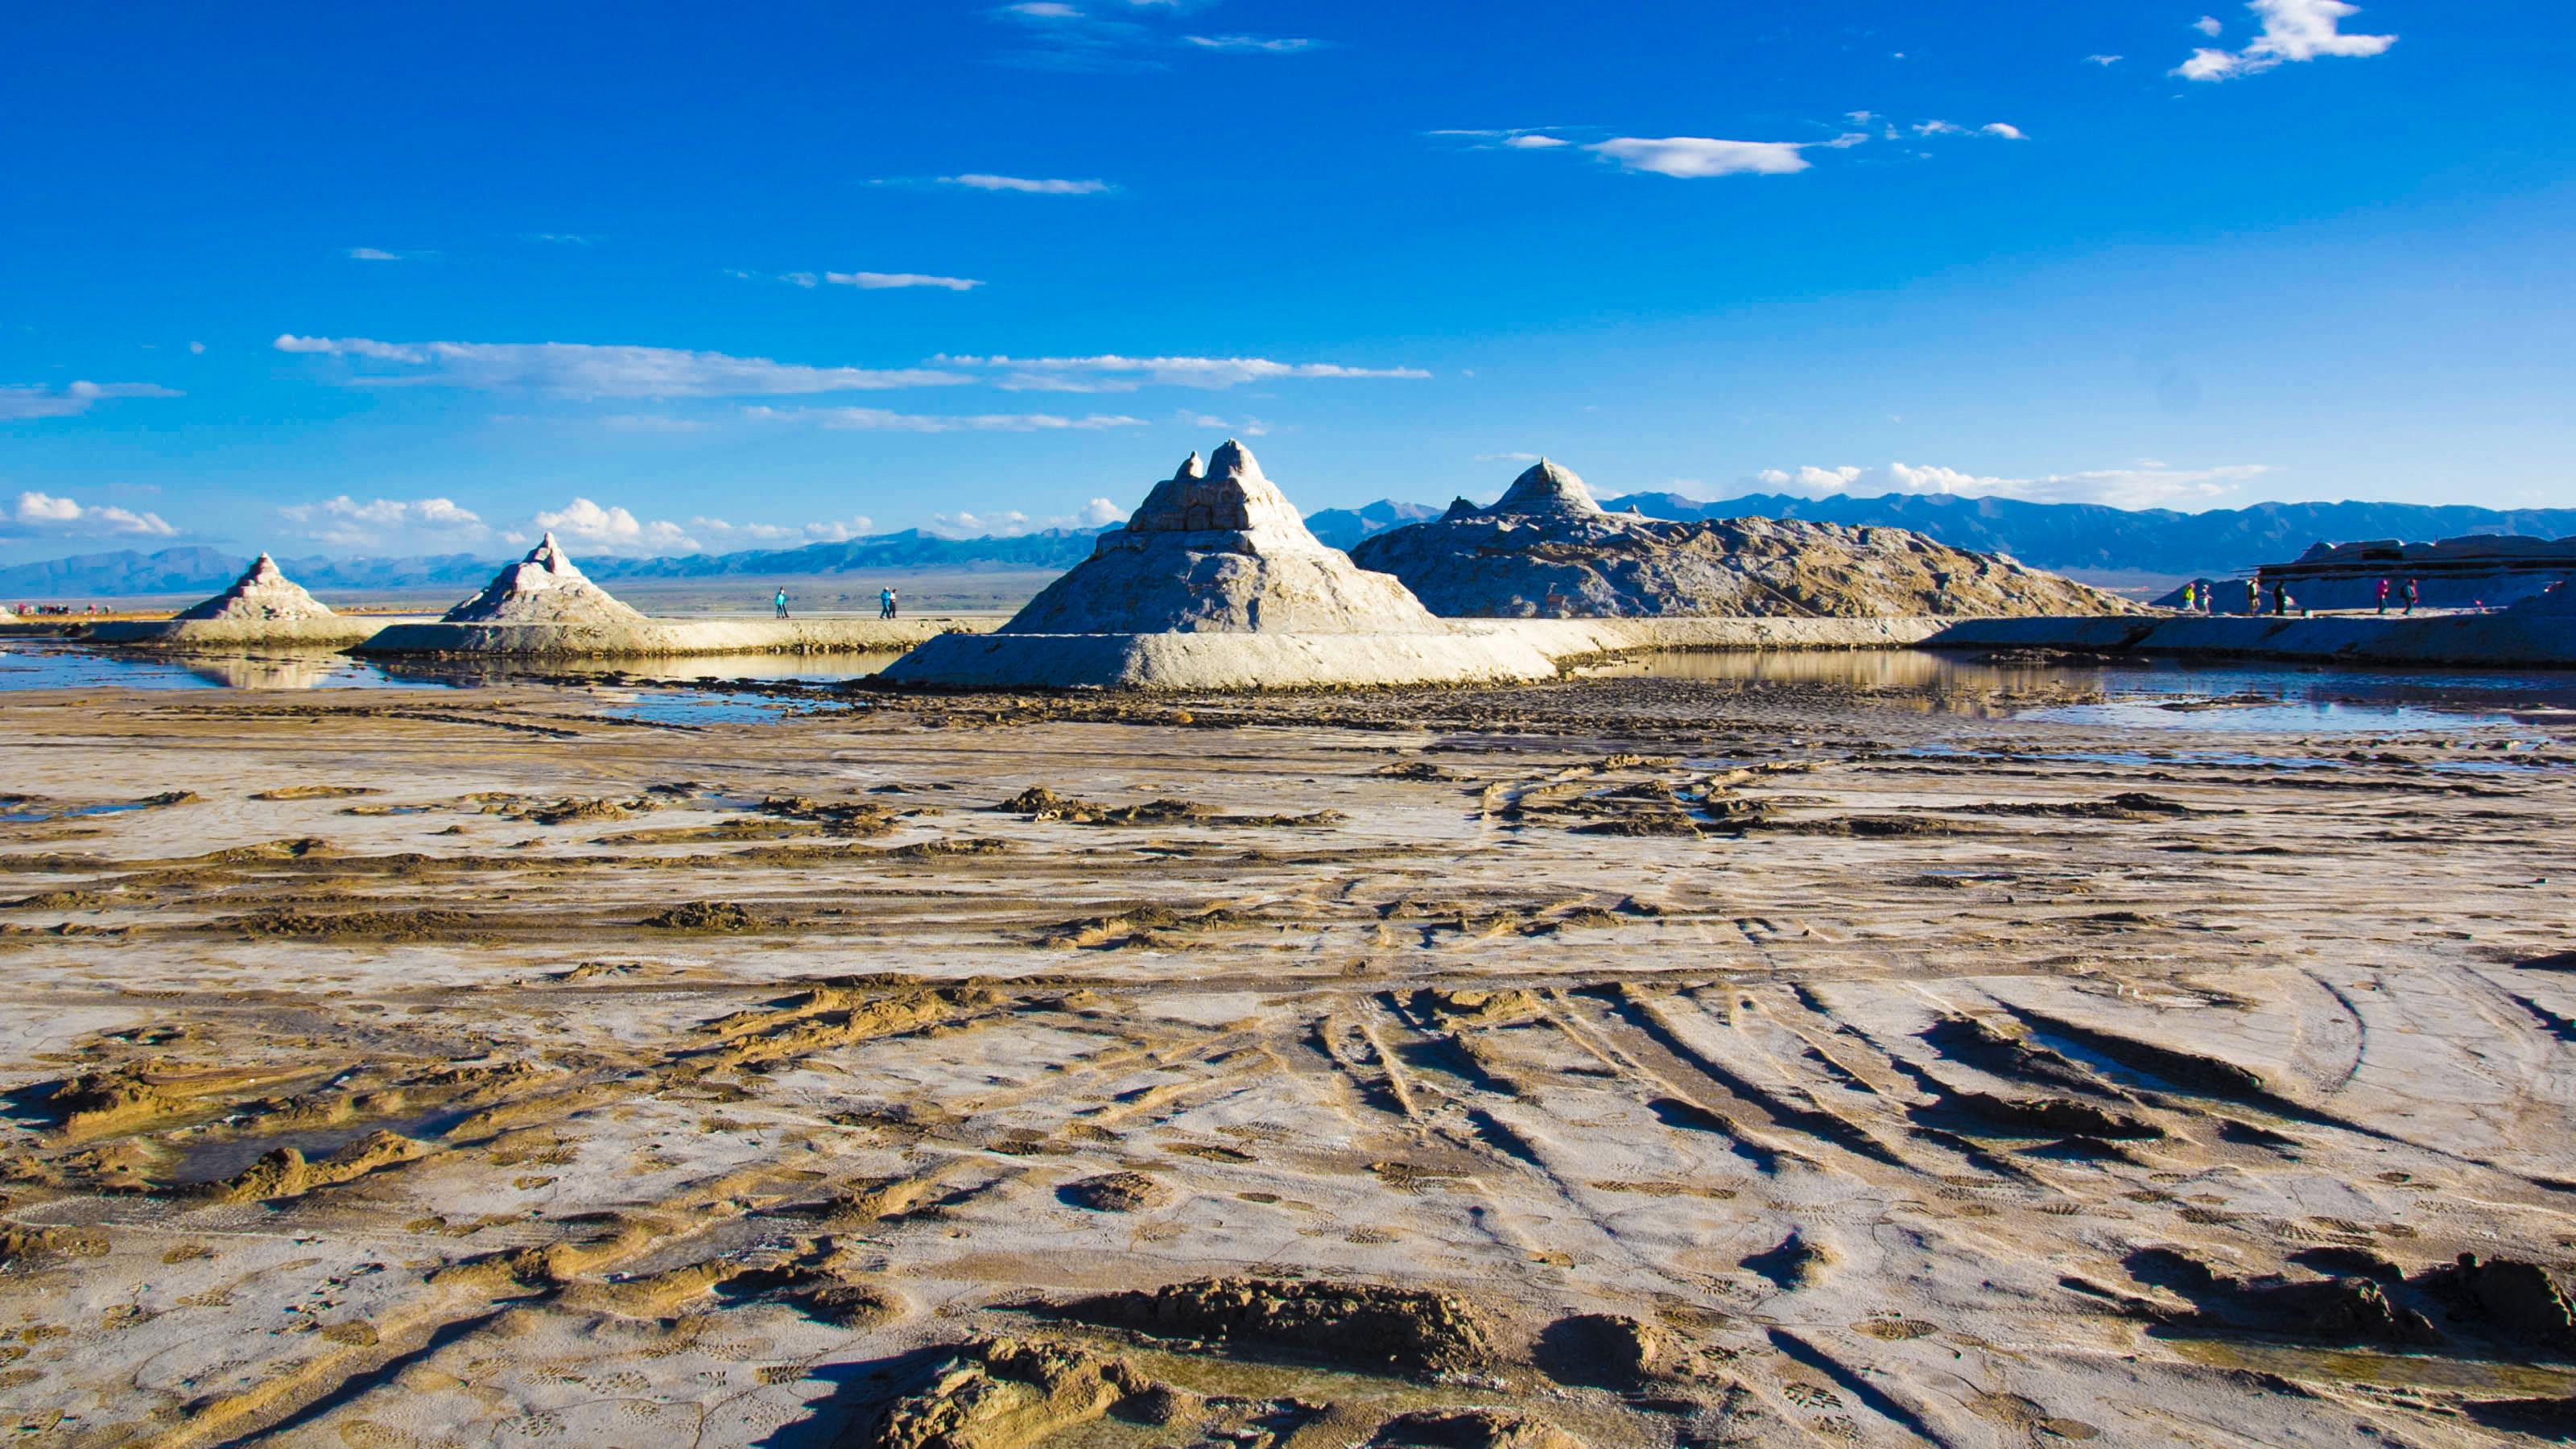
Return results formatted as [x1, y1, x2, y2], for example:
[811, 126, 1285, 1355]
[250, 785, 377, 801]
[186, 1129, 427, 1203]
[640, 900, 766, 932]
[208, 906, 489, 941]
[999, 786, 1340, 829]
[860, 1335, 1150, 1449]
[1050, 1277, 1496, 1376]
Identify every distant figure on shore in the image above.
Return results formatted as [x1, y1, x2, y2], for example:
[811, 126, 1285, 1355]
[2273, 580, 2292, 617]
[2244, 578, 2259, 615]
[879, 587, 898, 620]
[2179, 581, 2196, 612]
[2376, 577, 2390, 614]
[774, 587, 791, 619]
[2404, 578, 2420, 614]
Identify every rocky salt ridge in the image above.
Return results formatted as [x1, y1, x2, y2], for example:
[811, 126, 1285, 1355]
[86, 551, 390, 647]
[880, 441, 1561, 689]
[440, 533, 647, 625]
[1352, 460, 2134, 619]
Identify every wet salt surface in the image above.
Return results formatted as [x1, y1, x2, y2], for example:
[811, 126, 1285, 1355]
[10, 639, 2576, 737]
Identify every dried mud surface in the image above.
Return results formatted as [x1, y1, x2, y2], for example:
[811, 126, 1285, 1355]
[2, 674, 2574, 1447]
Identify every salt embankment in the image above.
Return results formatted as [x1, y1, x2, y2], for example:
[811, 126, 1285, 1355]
[359, 534, 981, 656]
[878, 441, 1559, 690]
[87, 553, 392, 647]
[1352, 459, 2132, 618]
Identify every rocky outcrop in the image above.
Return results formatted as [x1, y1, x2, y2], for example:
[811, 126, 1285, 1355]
[442, 533, 646, 625]
[1353, 460, 2131, 619]
[878, 442, 1558, 690]
[174, 553, 337, 622]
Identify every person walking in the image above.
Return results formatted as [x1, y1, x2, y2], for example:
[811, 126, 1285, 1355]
[774, 587, 790, 620]
[879, 586, 898, 620]
[2244, 578, 2259, 616]
[2179, 581, 2196, 613]
[2376, 577, 2390, 615]
[2403, 578, 2420, 614]
[2273, 580, 2291, 617]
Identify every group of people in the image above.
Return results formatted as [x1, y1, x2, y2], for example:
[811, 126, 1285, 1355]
[9, 602, 101, 617]
[766, 587, 900, 620]
[2174, 576, 2422, 617]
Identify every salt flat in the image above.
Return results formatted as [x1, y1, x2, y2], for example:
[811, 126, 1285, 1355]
[2, 671, 2573, 1447]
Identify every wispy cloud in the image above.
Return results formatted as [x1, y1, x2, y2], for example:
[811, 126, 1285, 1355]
[744, 405, 1147, 432]
[1180, 411, 1270, 436]
[1184, 35, 1319, 52]
[828, 271, 984, 291]
[10, 490, 175, 537]
[941, 353, 1431, 390]
[345, 246, 409, 262]
[0, 381, 183, 420]
[1752, 460, 2271, 509]
[1476, 452, 1542, 463]
[279, 495, 490, 551]
[274, 336, 968, 397]
[2085, 53, 2124, 65]
[522, 233, 593, 246]
[2178, 0, 2395, 80]
[689, 514, 877, 545]
[937, 173, 1113, 194]
[2194, 14, 2226, 35]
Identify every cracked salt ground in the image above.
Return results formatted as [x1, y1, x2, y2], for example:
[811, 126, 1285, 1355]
[2, 668, 2574, 1447]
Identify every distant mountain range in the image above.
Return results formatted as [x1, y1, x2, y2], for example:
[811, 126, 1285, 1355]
[9, 494, 2574, 598]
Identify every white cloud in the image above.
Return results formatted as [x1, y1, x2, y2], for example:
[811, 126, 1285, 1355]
[188, 341, 207, 355]
[1980, 123, 2028, 139]
[2194, 14, 2226, 35]
[1821, 131, 1871, 149]
[524, 233, 592, 245]
[926, 497, 1125, 538]
[942, 353, 1430, 390]
[1504, 134, 1570, 149]
[2085, 53, 2124, 64]
[1583, 136, 1813, 179]
[1183, 35, 1318, 52]
[744, 405, 1147, 432]
[937, 174, 1113, 194]
[1751, 460, 2273, 509]
[688, 514, 877, 546]
[1179, 411, 1270, 436]
[2178, 0, 2394, 80]
[1476, 452, 1542, 463]
[11, 490, 175, 536]
[0, 381, 183, 419]
[274, 335, 967, 397]
[825, 270, 985, 291]
[1007, 2, 1080, 15]
[346, 247, 406, 261]
[1913, 120, 1969, 136]
[278, 495, 491, 551]
[532, 497, 701, 555]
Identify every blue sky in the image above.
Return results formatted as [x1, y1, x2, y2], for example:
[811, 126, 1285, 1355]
[4, 0, 2571, 560]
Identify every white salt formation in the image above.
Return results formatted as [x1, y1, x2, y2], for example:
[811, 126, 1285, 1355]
[441, 533, 646, 625]
[87, 551, 390, 647]
[173, 553, 337, 623]
[1352, 459, 2131, 619]
[880, 441, 1558, 690]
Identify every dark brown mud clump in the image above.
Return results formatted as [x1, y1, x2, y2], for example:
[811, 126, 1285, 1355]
[1051, 1276, 1496, 1375]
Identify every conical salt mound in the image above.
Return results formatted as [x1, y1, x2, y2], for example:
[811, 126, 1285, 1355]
[878, 441, 1558, 688]
[1490, 459, 1604, 518]
[1001, 440, 1443, 636]
[174, 553, 337, 622]
[442, 533, 646, 625]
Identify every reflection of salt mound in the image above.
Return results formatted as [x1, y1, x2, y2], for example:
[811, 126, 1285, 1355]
[1358, 459, 2132, 619]
[174, 553, 337, 622]
[443, 533, 645, 625]
[880, 441, 1556, 690]
[1005, 441, 1446, 636]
